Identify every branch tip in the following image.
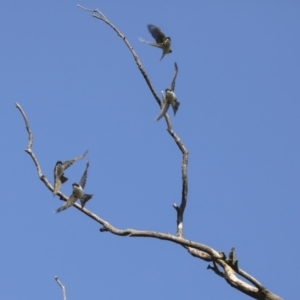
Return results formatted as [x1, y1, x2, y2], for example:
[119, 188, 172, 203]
[55, 276, 67, 300]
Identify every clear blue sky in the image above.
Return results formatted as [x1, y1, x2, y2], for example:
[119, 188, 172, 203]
[1, 1, 299, 299]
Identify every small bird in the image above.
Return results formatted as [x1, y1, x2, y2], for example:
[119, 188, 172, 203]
[139, 24, 172, 61]
[53, 150, 88, 196]
[56, 160, 93, 213]
[155, 62, 180, 121]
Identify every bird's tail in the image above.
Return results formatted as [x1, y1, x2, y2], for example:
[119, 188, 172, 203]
[60, 175, 68, 184]
[56, 205, 66, 213]
[172, 101, 180, 116]
[81, 194, 93, 208]
[159, 52, 166, 61]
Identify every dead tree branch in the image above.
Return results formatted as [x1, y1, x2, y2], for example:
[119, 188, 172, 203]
[16, 102, 281, 300]
[15, 5, 283, 299]
[15, 103, 65, 198]
[77, 4, 189, 238]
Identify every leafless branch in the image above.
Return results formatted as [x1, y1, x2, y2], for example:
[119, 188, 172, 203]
[16, 102, 282, 299]
[16, 6, 283, 300]
[55, 276, 67, 300]
[77, 4, 189, 238]
[77, 4, 161, 106]
[15, 103, 66, 197]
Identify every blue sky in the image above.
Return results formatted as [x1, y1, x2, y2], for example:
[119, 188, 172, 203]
[1, 1, 299, 299]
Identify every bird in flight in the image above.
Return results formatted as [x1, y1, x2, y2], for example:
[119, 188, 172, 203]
[56, 160, 93, 213]
[155, 62, 180, 121]
[139, 24, 172, 61]
[53, 150, 88, 195]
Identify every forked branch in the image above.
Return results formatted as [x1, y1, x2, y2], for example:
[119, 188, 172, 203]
[77, 4, 188, 238]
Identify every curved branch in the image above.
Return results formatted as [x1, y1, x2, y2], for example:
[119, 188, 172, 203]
[77, 4, 188, 239]
[15, 103, 62, 195]
[15, 103, 53, 189]
[77, 5, 161, 106]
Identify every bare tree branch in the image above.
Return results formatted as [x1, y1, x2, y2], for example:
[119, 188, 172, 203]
[77, 5, 161, 106]
[170, 126, 188, 237]
[16, 101, 282, 300]
[77, 4, 189, 238]
[16, 5, 283, 300]
[15, 103, 65, 198]
[55, 276, 67, 300]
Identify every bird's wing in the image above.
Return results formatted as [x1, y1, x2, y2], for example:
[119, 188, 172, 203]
[147, 24, 165, 44]
[63, 150, 88, 170]
[155, 102, 170, 121]
[79, 160, 90, 189]
[139, 38, 163, 49]
[170, 62, 178, 91]
[56, 194, 77, 213]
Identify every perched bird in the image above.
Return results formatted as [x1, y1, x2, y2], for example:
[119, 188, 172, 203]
[139, 24, 172, 61]
[155, 62, 180, 121]
[53, 150, 88, 196]
[56, 160, 93, 213]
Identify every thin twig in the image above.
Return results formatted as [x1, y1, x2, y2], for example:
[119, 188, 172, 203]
[15, 102, 33, 150]
[15, 103, 44, 178]
[77, 4, 161, 106]
[55, 276, 67, 300]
